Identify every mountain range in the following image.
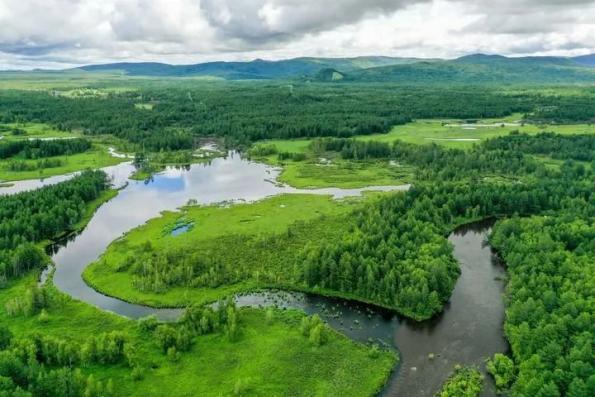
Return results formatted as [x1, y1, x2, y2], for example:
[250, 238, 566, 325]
[17, 54, 595, 84]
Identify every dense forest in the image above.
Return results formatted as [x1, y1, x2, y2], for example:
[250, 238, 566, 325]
[490, 210, 594, 396]
[0, 138, 91, 160]
[0, 171, 108, 282]
[2, 85, 594, 149]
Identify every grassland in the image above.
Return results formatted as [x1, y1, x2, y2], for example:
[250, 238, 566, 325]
[249, 116, 595, 188]
[361, 117, 595, 149]
[84, 194, 360, 307]
[0, 274, 395, 396]
[0, 122, 127, 182]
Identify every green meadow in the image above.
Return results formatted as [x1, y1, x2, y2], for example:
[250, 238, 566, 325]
[84, 194, 360, 307]
[0, 122, 127, 182]
[0, 275, 395, 397]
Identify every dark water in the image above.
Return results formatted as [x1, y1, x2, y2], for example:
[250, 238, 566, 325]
[234, 220, 508, 397]
[44, 152, 409, 321]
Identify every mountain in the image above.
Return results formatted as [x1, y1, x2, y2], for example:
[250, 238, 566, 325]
[572, 54, 595, 67]
[75, 56, 425, 79]
[342, 54, 595, 84]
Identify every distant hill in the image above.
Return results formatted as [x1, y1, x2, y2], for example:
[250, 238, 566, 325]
[342, 54, 595, 84]
[75, 56, 425, 80]
[572, 54, 595, 67]
[23, 53, 595, 84]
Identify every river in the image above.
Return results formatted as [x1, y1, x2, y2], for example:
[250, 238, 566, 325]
[9, 151, 506, 396]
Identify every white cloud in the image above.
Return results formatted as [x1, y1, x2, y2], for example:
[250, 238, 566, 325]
[0, 0, 593, 69]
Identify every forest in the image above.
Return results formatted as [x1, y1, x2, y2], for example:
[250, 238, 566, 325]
[1, 84, 594, 150]
[0, 170, 109, 281]
[490, 209, 594, 396]
[94, 133, 593, 322]
[0, 139, 92, 160]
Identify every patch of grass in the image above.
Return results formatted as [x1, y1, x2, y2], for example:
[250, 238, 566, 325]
[0, 122, 79, 142]
[0, 145, 125, 182]
[277, 159, 413, 188]
[361, 119, 595, 149]
[134, 103, 155, 110]
[0, 274, 395, 396]
[84, 194, 359, 307]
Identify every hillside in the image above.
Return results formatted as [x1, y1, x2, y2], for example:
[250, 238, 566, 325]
[76, 56, 424, 79]
[341, 54, 595, 84]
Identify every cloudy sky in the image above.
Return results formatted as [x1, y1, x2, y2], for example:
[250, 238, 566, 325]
[1, 0, 594, 69]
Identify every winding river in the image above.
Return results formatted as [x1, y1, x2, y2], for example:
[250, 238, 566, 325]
[3, 151, 507, 396]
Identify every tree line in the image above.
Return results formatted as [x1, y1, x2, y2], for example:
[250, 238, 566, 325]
[0, 138, 91, 160]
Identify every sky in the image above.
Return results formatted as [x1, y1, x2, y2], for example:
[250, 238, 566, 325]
[1, 0, 594, 69]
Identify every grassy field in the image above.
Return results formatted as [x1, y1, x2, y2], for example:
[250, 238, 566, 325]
[250, 139, 414, 189]
[0, 122, 127, 181]
[84, 194, 360, 307]
[0, 122, 78, 141]
[276, 159, 413, 188]
[249, 116, 595, 188]
[0, 145, 125, 181]
[361, 117, 595, 149]
[0, 275, 395, 396]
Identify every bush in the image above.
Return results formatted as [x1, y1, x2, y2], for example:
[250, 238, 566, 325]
[487, 353, 515, 391]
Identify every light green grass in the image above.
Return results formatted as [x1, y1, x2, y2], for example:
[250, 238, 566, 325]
[250, 117, 595, 188]
[277, 159, 413, 188]
[134, 103, 155, 110]
[361, 119, 595, 149]
[0, 145, 125, 182]
[0, 122, 79, 142]
[1, 274, 395, 396]
[84, 194, 358, 307]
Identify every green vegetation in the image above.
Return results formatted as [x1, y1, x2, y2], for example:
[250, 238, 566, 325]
[0, 275, 394, 396]
[487, 353, 515, 391]
[0, 75, 593, 396]
[490, 211, 594, 396]
[437, 366, 484, 397]
[87, 134, 593, 323]
[6, 82, 594, 151]
[0, 175, 394, 396]
[0, 170, 110, 280]
[84, 194, 359, 307]
[0, 123, 125, 182]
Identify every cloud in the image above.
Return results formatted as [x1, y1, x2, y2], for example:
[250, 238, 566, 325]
[199, 0, 426, 42]
[0, 0, 593, 69]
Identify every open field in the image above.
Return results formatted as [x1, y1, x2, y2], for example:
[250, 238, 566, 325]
[361, 117, 595, 149]
[0, 122, 79, 141]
